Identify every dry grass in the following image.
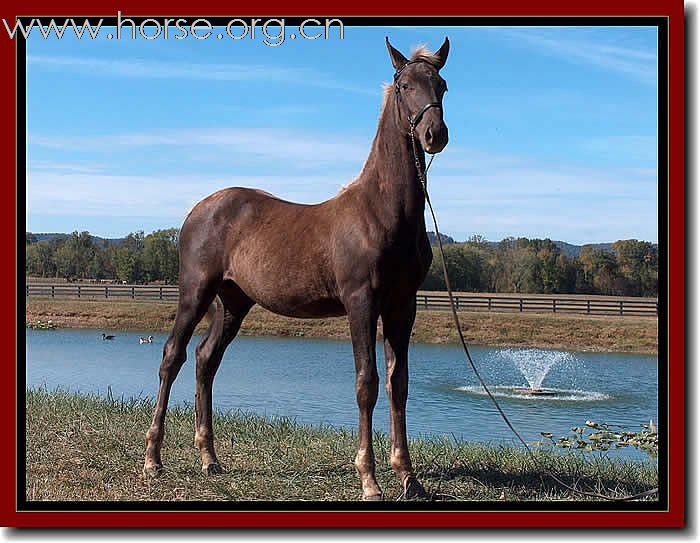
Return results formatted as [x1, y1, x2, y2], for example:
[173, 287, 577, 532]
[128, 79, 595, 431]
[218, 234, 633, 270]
[25, 388, 658, 503]
[25, 298, 657, 354]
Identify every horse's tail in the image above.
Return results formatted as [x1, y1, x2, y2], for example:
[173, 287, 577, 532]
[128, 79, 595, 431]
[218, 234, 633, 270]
[203, 294, 224, 326]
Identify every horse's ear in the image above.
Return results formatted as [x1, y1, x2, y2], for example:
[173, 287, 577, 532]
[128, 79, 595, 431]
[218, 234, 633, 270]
[386, 36, 408, 71]
[433, 37, 450, 70]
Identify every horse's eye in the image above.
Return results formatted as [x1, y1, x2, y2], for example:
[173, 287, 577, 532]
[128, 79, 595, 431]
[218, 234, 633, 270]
[402, 83, 409, 90]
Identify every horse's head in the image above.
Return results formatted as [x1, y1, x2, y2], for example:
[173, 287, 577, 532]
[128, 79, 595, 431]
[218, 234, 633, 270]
[386, 37, 450, 154]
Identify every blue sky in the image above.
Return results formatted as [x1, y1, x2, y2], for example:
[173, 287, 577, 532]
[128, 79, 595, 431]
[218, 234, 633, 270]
[26, 24, 658, 244]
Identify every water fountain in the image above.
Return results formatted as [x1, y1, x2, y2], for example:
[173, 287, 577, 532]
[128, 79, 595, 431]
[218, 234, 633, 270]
[456, 347, 608, 402]
[504, 348, 573, 397]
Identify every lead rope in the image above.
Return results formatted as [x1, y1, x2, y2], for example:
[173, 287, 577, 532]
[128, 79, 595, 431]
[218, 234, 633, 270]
[409, 126, 658, 502]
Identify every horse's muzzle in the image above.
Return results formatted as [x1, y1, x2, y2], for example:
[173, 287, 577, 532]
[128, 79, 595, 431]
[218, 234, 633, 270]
[422, 121, 448, 154]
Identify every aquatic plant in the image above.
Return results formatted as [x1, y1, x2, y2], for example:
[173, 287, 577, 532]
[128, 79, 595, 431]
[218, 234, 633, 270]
[535, 419, 658, 458]
[26, 319, 57, 330]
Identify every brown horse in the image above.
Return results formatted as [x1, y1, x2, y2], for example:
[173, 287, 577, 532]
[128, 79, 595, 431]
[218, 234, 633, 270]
[143, 37, 450, 500]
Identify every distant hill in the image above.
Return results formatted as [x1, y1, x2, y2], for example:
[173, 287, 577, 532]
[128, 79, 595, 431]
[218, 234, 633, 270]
[426, 231, 455, 245]
[30, 233, 125, 247]
[481, 239, 616, 257]
[27, 231, 646, 258]
[552, 241, 614, 258]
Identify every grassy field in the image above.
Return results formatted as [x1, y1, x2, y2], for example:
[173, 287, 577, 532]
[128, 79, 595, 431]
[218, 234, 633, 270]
[25, 388, 658, 502]
[25, 298, 658, 354]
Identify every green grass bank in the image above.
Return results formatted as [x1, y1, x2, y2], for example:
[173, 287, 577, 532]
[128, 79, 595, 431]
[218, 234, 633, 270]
[25, 388, 658, 502]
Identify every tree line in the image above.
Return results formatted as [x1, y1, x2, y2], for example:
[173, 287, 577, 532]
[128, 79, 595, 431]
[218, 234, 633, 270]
[421, 236, 658, 297]
[26, 229, 179, 284]
[25, 230, 658, 296]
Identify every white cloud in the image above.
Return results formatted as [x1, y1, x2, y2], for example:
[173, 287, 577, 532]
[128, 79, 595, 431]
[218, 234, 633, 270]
[27, 55, 379, 95]
[497, 28, 657, 86]
[26, 170, 348, 222]
[27, 159, 106, 174]
[27, 148, 658, 244]
[27, 123, 658, 244]
[425, 165, 657, 243]
[29, 127, 371, 166]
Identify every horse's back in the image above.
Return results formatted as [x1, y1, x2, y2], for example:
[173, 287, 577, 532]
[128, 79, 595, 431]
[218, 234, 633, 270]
[181, 186, 345, 317]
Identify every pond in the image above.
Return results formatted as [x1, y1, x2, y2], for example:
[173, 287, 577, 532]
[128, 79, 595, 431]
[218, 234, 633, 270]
[25, 329, 658, 460]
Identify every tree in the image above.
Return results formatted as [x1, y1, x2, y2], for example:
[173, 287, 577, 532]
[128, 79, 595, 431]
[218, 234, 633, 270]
[89, 246, 114, 280]
[123, 231, 145, 253]
[556, 254, 578, 293]
[52, 231, 95, 280]
[143, 228, 179, 283]
[590, 249, 621, 295]
[26, 240, 55, 277]
[536, 239, 564, 293]
[112, 231, 146, 283]
[422, 256, 443, 290]
[114, 245, 139, 283]
[493, 238, 520, 292]
[24, 228, 659, 296]
[613, 239, 658, 297]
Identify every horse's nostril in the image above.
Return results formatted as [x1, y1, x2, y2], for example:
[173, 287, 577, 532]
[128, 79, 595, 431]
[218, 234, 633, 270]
[425, 127, 433, 144]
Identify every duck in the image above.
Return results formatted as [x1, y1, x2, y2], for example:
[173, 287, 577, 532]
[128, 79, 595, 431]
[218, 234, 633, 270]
[101, 333, 115, 340]
[139, 335, 153, 344]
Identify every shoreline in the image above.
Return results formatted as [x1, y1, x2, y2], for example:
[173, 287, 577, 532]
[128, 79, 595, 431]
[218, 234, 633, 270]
[26, 298, 658, 354]
[26, 388, 658, 502]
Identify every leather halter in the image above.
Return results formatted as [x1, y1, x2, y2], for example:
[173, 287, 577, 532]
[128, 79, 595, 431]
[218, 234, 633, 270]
[393, 60, 442, 133]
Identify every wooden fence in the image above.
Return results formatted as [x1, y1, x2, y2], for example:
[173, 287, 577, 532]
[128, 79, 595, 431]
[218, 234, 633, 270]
[414, 293, 657, 317]
[25, 283, 658, 318]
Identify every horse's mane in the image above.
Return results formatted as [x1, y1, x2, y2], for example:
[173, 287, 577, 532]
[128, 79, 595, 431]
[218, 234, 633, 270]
[409, 44, 441, 66]
[337, 45, 438, 195]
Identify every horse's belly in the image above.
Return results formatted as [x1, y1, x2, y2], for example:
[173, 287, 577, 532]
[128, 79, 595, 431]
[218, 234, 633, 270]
[227, 261, 344, 318]
[257, 296, 346, 319]
[241, 282, 346, 318]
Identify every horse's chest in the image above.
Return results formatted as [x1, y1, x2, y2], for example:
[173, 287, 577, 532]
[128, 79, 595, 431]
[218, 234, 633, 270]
[379, 238, 432, 290]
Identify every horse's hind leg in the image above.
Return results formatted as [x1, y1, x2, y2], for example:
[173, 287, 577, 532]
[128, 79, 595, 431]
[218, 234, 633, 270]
[194, 286, 253, 474]
[143, 282, 217, 477]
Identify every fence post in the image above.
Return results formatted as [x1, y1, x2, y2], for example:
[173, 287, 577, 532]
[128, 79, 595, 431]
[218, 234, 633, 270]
[26, 285, 29, 297]
[620, 301, 624, 316]
[131, 286, 135, 299]
[519, 298, 523, 312]
[105, 286, 108, 299]
[587, 300, 591, 314]
[424, 295, 428, 309]
[77, 285, 81, 299]
[51, 285, 55, 298]
[160, 287, 163, 300]
[455, 296, 459, 311]
[553, 299, 556, 313]
[488, 297, 492, 311]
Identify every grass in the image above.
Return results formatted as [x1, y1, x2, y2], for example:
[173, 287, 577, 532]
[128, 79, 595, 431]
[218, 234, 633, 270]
[25, 298, 658, 354]
[25, 388, 658, 503]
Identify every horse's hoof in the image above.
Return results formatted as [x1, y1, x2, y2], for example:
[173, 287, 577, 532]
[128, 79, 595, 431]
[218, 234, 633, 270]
[362, 492, 383, 502]
[201, 463, 224, 476]
[143, 463, 163, 478]
[403, 476, 427, 500]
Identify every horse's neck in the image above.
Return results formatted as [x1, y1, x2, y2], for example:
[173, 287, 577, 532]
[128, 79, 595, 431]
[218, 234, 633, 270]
[359, 94, 427, 231]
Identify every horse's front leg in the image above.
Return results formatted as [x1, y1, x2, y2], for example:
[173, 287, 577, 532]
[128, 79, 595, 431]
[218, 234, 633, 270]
[382, 300, 426, 499]
[346, 290, 381, 501]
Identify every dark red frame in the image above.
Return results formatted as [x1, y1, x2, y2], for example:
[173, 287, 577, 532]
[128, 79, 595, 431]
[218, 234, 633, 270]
[1, 0, 684, 528]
